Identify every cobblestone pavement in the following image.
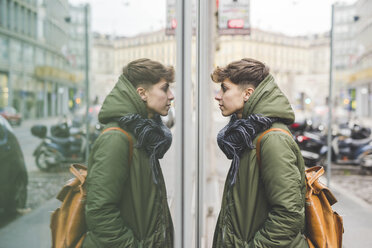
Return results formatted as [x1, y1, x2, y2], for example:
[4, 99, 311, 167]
[0, 165, 72, 228]
[23, 164, 372, 213]
[26, 166, 72, 210]
[2, 160, 372, 230]
[331, 165, 372, 206]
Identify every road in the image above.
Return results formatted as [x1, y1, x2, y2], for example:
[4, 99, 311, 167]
[1, 117, 372, 247]
[0, 117, 178, 248]
[12, 117, 63, 172]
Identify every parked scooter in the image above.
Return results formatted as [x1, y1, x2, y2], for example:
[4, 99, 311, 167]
[289, 117, 327, 167]
[291, 119, 372, 170]
[317, 124, 372, 169]
[31, 121, 101, 171]
[295, 130, 327, 167]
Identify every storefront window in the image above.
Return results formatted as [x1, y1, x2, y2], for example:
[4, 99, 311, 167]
[0, 73, 8, 108]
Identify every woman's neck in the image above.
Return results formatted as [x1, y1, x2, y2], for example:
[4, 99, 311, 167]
[236, 110, 243, 119]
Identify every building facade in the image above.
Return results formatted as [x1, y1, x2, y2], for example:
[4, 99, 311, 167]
[0, 0, 89, 119]
[91, 28, 329, 112]
[350, 0, 372, 118]
[91, 33, 116, 103]
[215, 29, 330, 109]
[334, 0, 372, 119]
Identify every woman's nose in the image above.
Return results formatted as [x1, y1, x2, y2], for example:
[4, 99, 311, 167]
[168, 90, 175, 100]
[215, 90, 222, 101]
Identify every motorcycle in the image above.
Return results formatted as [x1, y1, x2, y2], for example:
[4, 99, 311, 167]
[315, 124, 372, 170]
[31, 121, 101, 171]
[290, 118, 327, 167]
[295, 130, 327, 167]
[292, 120, 372, 170]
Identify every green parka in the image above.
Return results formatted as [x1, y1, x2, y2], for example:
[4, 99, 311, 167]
[83, 75, 173, 248]
[213, 74, 309, 248]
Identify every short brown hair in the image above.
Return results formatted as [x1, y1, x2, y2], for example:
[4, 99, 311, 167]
[211, 58, 270, 88]
[122, 58, 175, 88]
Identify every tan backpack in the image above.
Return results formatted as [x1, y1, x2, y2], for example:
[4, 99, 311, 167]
[50, 127, 133, 248]
[256, 128, 344, 248]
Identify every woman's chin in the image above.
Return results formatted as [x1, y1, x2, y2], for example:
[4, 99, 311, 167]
[220, 110, 230, 117]
[159, 110, 169, 116]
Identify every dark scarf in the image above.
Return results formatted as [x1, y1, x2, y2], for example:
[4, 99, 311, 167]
[217, 114, 277, 187]
[116, 114, 172, 184]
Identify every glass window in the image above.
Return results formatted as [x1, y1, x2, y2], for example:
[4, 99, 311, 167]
[35, 48, 44, 65]
[23, 44, 33, 64]
[46, 52, 52, 66]
[14, 2, 19, 32]
[11, 40, 22, 62]
[0, 36, 9, 60]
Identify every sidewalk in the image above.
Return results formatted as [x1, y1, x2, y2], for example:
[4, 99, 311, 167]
[0, 199, 59, 248]
[0, 180, 371, 247]
[331, 182, 372, 248]
[12, 116, 63, 131]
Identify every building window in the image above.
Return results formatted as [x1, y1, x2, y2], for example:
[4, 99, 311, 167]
[35, 48, 44, 65]
[0, 36, 9, 60]
[23, 44, 33, 64]
[14, 2, 19, 32]
[12, 40, 22, 62]
[6, 0, 11, 29]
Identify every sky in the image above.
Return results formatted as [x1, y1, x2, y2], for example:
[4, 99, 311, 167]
[69, 0, 357, 37]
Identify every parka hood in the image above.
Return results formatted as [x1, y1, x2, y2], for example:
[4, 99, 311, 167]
[98, 75, 148, 124]
[243, 74, 295, 125]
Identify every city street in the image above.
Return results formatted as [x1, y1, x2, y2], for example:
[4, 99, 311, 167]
[12, 117, 66, 172]
[0, 117, 178, 247]
[0, 118, 372, 247]
[1, 0, 372, 247]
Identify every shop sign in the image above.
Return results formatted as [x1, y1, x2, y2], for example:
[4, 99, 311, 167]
[348, 68, 372, 84]
[165, 0, 197, 35]
[218, 0, 250, 35]
[34, 66, 82, 83]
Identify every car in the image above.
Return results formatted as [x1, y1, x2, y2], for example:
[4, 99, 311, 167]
[0, 106, 22, 126]
[0, 115, 28, 215]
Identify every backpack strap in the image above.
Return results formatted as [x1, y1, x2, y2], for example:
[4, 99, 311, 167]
[102, 127, 133, 164]
[256, 128, 292, 167]
[305, 166, 324, 186]
[70, 164, 87, 184]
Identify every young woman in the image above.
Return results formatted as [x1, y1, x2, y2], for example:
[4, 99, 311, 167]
[83, 58, 175, 247]
[212, 58, 309, 247]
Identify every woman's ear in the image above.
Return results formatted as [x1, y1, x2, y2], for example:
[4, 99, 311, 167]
[243, 87, 255, 102]
[137, 87, 147, 102]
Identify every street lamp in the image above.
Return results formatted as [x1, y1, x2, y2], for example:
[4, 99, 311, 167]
[327, 4, 335, 187]
[83, 4, 90, 163]
[65, 4, 90, 162]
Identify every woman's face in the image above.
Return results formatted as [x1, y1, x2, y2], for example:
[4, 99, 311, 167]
[141, 78, 174, 117]
[215, 78, 252, 118]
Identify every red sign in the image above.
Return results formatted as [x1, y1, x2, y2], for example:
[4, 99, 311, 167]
[171, 18, 177, 29]
[227, 19, 244, 29]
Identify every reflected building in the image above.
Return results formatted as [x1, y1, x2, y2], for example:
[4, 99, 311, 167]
[216, 29, 330, 110]
[91, 28, 329, 111]
[91, 33, 116, 104]
[334, 0, 372, 119]
[114, 29, 176, 73]
[91, 29, 177, 104]
[0, 0, 89, 119]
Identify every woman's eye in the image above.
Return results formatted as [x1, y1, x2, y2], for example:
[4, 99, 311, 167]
[221, 85, 227, 92]
[162, 85, 169, 92]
